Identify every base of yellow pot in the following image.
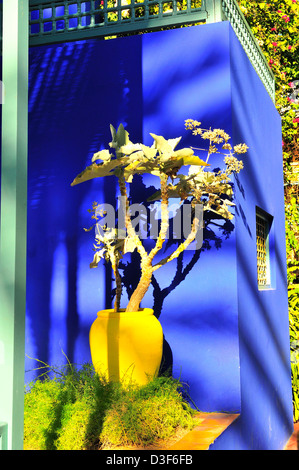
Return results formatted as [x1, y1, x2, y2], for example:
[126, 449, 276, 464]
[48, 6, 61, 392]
[89, 308, 163, 385]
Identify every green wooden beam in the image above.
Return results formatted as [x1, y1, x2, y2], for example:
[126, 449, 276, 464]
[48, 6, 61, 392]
[0, 0, 29, 451]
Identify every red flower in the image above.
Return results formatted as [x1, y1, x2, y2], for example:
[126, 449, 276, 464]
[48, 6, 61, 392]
[272, 42, 278, 47]
[293, 118, 299, 123]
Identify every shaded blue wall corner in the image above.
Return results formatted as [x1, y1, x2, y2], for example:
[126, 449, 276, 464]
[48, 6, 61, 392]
[210, 24, 293, 450]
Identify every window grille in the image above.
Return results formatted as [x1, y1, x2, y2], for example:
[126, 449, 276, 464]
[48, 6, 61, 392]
[256, 210, 271, 288]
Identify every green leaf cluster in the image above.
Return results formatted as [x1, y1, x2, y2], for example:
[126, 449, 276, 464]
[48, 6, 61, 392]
[71, 123, 209, 187]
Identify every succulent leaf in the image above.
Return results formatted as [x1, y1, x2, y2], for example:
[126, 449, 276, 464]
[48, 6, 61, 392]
[71, 160, 122, 186]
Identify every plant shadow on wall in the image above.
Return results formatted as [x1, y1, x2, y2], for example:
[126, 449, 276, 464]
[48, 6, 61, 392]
[71, 119, 247, 385]
[116, 174, 236, 374]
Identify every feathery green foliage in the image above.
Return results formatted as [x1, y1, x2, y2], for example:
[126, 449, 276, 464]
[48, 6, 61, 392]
[24, 363, 199, 450]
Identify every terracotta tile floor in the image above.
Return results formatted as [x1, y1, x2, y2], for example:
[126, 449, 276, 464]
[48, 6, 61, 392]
[284, 422, 299, 450]
[167, 412, 239, 451]
[119, 414, 297, 451]
[167, 414, 299, 451]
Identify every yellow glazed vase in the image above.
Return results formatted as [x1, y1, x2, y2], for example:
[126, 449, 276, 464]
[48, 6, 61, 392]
[89, 308, 163, 385]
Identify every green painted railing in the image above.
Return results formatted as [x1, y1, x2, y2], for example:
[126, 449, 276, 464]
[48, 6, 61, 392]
[221, 0, 275, 103]
[29, 0, 208, 44]
[28, 0, 275, 102]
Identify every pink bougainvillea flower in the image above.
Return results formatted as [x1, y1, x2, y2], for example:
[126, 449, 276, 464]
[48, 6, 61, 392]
[272, 42, 278, 47]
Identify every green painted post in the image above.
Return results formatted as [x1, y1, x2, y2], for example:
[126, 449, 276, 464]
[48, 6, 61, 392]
[205, 0, 225, 23]
[0, 423, 8, 450]
[0, 0, 29, 451]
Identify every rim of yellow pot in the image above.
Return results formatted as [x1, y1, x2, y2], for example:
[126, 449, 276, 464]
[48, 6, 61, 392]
[96, 308, 154, 319]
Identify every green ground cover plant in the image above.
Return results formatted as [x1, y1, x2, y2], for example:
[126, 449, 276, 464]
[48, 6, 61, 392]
[24, 363, 199, 450]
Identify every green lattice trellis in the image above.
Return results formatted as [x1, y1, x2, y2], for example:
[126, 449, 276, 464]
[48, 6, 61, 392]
[28, 0, 275, 102]
[29, 0, 208, 43]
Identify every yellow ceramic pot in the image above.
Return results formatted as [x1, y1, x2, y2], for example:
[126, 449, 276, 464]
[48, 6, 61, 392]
[89, 308, 163, 385]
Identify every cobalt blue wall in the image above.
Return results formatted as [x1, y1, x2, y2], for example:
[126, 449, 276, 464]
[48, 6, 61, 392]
[140, 23, 241, 413]
[209, 24, 294, 450]
[26, 37, 143, 375]
[26, 22, 293, 448]
[27, 24, 241, 414]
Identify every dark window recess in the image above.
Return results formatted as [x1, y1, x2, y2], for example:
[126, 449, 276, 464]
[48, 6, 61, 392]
[256, 209, 272, 289]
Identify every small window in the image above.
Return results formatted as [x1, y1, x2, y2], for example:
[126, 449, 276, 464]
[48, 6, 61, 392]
[256, 208, 273, 289]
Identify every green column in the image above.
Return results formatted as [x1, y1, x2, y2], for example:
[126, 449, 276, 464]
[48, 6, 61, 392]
[205, 0, 225, 23]
[0, 0, 29, 451]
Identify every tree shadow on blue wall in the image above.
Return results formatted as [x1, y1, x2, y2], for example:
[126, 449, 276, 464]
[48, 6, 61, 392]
[106, 174, 235, 377]
[26, 37, 143, 380]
